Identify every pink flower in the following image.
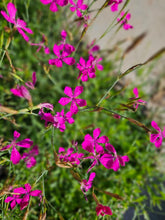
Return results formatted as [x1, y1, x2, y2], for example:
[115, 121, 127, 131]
[10, 85, 32, 102]
[77, 55, 103, 81]
[58, 86, 87, 114]
[96, 204, 112, 216]
[80, 172, 96, 194]
[117, 11, 133, 30]
[0, 131, 33, 165]
[82, 128, 108, 154]
[69, 0, 88, 17]
[30, 35, 50, 54]
[100, 143, 129, 171]
[58, 147, 84, 165]
[1, 3, 33, 41]
[108, 0, 122, 12]
[49, 43, 75, 67]
[150, 121, 165, 148]
[131, 88, 147, 109]
[40, 0, 68, 12]
[5, 195, 22, 210]
[6, 183, 42, 210]
[82, 128, 108, 172]
[77, 55, 96, 81]
[22, 145, 39, 168]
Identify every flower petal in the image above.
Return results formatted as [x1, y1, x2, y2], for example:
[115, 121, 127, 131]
[58, 97, 71, 106]
[10, 146, 21, 164]
[16, 139, 33, 148]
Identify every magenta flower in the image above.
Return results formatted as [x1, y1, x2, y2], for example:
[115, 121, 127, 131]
[80, 172, 96, 194]
[55, 109, 75, 131]
[117, 11, 133, 30]
[108, 0, 122, 12]
[82, 128, 108, 172]
[49, 43, 75, 67]
[30, 35, 50, 54]
[10, 85, 32, 102]
[150, 121, 165, 148]
[69, 0, 88, 17]
[100, 143, 129, 171]
[7, 183, 42, 210]
[1, 3, 33, 41]
[58, 86, 87, 114]
[39, 108, 74, 132]
[77, 55, 103, 81]
[40, 0, 68, 12]
[5, 195, 22, 210]
[0, 131, 33, 165]
[82, 128, 109, 154]
[22, 145, 39, 168]
[96, 203, 112, 216]
[77, 55, 96, 81]
[58, 147, 84, 165]
[131, 88, 146, 109]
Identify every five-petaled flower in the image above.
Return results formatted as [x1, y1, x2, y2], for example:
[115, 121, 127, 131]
[1, 3, 33, 41]
[150, 121, 165, 148]
[5, 183, 42, 210]
[69, 0, 88, 17]
[58, 86, 87, 114]
[0, 131, 33, 164]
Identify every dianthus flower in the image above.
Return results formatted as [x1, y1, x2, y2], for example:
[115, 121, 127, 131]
[117, 11, 133, 30]
[69, 0, 88, 17]
[40, 0, 68, 12]
[22, 145, 39, 168]
[100, 143, 129, 171]
[96, 203, 112, 216]
[150, 121, 165, 148]
[58, 86, 87, 114]
[108, 0, 122, 12]
[0, 131, 33, 164]
[10, 85, 32, 102]
[82, 128, 108, 172]
[1, 3, 33, 41]
[5, 183, 42, 210]
[80, 172, 96, 195]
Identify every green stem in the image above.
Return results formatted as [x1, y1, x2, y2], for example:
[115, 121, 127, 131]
[96, 77, 120, 106]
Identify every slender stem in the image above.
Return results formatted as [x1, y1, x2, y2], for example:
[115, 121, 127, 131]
[96, 77, 119, 106]
[34, 170, 48, 186]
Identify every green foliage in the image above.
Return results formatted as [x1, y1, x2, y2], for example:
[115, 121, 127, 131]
[0, 1, 165, 219]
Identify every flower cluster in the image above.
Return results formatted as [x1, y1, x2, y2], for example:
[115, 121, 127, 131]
[1, 1, 164, 218]
[5, 183, 42, 210]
